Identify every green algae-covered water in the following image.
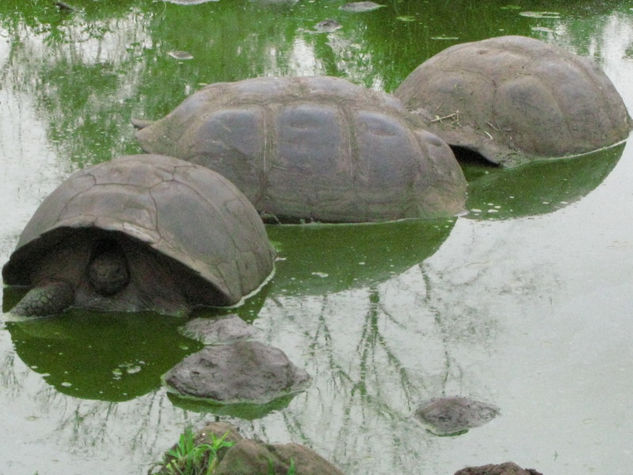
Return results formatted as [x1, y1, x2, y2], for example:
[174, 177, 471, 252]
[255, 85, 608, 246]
[1, 1, 633, 473]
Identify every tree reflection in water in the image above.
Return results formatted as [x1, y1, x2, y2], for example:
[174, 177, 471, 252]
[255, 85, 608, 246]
[1, 1, 632, 473]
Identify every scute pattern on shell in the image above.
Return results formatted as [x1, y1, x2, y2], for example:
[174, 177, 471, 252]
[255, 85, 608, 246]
[136, 76, 467, 222]
[2, 155, 275, 305]
[395, 35, 632, 167]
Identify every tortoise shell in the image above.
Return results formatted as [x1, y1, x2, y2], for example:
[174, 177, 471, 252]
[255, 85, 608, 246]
[395, 35, 631, 167]
[135, 76, 466, 222]
[2, 155, 275, 313]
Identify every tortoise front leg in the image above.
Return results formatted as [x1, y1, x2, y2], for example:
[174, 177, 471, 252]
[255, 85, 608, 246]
[12, 280, 74, 317]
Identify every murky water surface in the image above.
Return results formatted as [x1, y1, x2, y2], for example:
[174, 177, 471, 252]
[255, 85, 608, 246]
[1, 1, 633, 473]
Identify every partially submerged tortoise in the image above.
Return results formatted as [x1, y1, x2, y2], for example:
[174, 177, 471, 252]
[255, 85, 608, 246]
[2, 154, 275, 317]
[135, 76, 467, 223]
[395, 35, 632, 167]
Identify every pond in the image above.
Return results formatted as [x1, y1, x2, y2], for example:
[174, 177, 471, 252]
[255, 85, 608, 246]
[1, 0, 633, 473]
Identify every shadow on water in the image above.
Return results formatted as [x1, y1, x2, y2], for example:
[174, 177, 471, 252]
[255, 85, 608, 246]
[188, 280, 272, 324]
[457, 143, 625, 220]
[5, 311, 202, 401]
[1, 282, 271, 402]
[166, 392, 299, 420]
[266, 218, 455, 296]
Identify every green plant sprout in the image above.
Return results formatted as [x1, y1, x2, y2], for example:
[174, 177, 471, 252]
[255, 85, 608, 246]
[267, 457, 296, 475]
[164, 427, 234, 475]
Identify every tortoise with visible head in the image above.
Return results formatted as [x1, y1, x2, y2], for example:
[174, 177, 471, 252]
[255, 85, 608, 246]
[2, 154, 275, 317]
[395, 35, 632, 167]
[135, 76, 467, 223]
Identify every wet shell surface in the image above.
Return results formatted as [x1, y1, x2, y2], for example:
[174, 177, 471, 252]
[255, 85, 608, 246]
[2, 154, 275, 314]
[136, 76, 466, 223]
[395, 35, 632, 167]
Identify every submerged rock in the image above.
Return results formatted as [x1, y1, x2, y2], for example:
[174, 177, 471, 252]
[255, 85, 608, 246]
[163, 340, 311, 404]
[179, 315, 261, 345]
[162, 0, 219, 5]
[340, 2, 385, 12]
[314, 19, 342, 33]
[167, 50, 194, 60]
[414, 396, 499, 436]
[454, 462, 543, 475]
[54, 2, 77, 13]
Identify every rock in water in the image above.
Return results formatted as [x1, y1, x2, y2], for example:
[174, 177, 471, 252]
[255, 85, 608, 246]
[314, 19, 342, 33]
[168, 50, 194, 60]
[454, 462, 543, 475]
[154, 422, 343, 475]
[179, 315, 262, 345]
[414, 396, 499, 436]
[163, 340, 311, 404]
[340, 2, 385, 12]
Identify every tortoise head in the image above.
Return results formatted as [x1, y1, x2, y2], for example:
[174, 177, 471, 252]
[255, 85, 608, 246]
[87, 239, 130, 296]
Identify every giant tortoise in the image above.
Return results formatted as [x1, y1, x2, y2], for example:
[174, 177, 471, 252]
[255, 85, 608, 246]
[395, 35, 631, 167]
[135, 76, 467, 223]
[2, 154, 275, 317]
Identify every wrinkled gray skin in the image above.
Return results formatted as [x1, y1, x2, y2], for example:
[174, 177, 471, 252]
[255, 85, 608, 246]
[13, 281, 75, 317]
[3, 154, 275, 317]
[8, 232, 209, 317]
[13, 238, 132, 316]
[396, 35, 632, 167]
[414, 396, 499, 436]
[135, 76, 466, 223]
